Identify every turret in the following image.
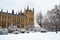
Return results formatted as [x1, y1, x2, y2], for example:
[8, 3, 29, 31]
[27, 6, 29, 10]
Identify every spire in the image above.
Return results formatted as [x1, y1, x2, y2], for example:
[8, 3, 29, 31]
[27, 6, 29, 10]
[33, 8, 34, 12]
[55, 5, 57, 9]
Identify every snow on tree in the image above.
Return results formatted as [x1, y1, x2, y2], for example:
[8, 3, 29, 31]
[36, 11, 43, 27]
[43, 5, 60, 31]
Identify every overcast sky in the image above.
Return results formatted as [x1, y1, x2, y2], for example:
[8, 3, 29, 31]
[0, 0, 60, 27]
[0, 0, 60, 15]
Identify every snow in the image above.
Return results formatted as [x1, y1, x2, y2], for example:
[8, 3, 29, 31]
[0, 32, 60, 40]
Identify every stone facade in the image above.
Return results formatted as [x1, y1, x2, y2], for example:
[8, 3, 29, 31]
[0, 7, 34, 28]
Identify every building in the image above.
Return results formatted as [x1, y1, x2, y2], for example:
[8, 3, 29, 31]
[0, 6, 34, 28]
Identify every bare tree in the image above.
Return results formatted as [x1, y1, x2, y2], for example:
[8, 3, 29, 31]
[36, 12, 43, 27]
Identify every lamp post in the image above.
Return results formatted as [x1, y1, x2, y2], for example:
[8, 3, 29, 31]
[39, 21, 42, 28]
[55, 25, 57, 33]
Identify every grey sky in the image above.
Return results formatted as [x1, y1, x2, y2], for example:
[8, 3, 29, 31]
[0, 0, 60, 26]
[0, 0, 60, 15]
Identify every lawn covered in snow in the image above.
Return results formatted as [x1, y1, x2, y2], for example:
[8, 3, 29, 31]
[0, 32, 60, 40]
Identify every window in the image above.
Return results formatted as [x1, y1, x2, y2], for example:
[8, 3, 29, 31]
[2, 16, 6, 21]
[2, 16, 4, 20]
[0, 15, 1, 20]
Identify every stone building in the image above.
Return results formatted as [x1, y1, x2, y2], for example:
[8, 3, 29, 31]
[0, 6, 34, 28]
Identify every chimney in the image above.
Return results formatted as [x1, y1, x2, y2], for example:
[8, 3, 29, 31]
[20, 10, 22, 13]
[18, 11, 20, 15]
[7, 10, 8, 13]
[16, 12, 17, 14]
[12, 9, 14, 14]
[1, 9, 3, 12]
[24, 8, 26, 12]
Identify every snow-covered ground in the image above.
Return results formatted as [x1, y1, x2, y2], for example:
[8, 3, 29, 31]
[0, 32, 60, 40]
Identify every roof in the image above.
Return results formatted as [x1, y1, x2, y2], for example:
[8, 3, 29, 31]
[0, 12, 27, 17]
[25, 9, 33, 13]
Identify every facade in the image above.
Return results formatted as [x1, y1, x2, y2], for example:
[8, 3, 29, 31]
[0, 7, 34, 28]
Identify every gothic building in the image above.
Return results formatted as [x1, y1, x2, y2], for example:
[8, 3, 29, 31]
[0, 6, 34, 28]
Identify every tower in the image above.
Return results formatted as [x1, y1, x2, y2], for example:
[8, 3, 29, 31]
[24, 6, 34, 28]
